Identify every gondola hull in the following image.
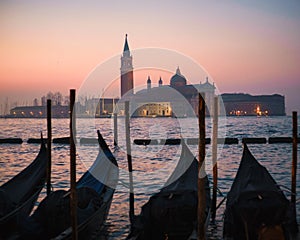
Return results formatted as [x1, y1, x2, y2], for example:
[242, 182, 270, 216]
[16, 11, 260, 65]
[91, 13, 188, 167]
[0, 189, 42, 235]
[223, 144, 297, 240]
[127, 141, 211, 240]
[18, 130, 118, 240]
[0, 141, 47, 239]
[54, 187, 115, 240]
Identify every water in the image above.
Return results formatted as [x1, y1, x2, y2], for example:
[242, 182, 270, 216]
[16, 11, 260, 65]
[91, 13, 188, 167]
[0, 116, 299, 239]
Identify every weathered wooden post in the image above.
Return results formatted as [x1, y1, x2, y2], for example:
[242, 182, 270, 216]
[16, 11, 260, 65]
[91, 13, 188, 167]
[46, 99, 52, 196]
[125, 101, 135, 223]
[198, 93, 206, 240]
[114, 111, 118, 146]
[70, 89, 78, 240]
[211, 96, 218, 222]
[291, 111, 297, 205]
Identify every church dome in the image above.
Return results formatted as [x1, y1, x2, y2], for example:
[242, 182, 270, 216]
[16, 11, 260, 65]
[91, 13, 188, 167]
[170, 67, 187, 87]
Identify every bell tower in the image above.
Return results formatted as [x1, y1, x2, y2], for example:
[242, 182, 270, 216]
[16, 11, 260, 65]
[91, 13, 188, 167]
[120, 34, 134, 97]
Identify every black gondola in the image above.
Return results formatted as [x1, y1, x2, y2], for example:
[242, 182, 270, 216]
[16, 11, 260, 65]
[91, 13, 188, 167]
[0, 136, 47, 239]
[20, 130, 119, 239]
[223, 144, 298, 240]
[127, 140, 211, 240]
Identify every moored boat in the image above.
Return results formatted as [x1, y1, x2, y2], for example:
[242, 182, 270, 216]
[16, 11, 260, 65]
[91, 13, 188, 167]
[0, 135, 47, 239]
[127, 140, 211, 240]
[223, 144, 298, 240]
[19, 130, 119, 239]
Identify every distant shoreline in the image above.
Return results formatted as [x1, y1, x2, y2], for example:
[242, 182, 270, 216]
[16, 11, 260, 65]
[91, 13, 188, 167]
[0, 114, 290, 119]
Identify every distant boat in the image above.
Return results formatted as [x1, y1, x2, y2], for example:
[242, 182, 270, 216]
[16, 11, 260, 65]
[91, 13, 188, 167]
[127, 140, 211, 239]
[20, 130, 119, 239]
[223, 144, 298, 239]
[0, 136, 47, 239]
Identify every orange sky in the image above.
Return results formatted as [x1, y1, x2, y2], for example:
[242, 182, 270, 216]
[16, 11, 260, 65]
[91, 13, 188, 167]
[1, 1, 300, 114]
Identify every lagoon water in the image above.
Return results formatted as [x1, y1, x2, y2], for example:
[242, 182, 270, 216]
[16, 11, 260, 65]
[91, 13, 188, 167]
[0, 116, 299, 239]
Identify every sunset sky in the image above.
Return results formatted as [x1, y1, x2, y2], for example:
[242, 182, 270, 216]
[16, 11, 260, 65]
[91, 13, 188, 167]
[1, 1, 300, 114]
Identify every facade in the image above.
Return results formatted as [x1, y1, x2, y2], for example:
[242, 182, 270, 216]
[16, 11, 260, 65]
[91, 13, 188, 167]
[131, 69, 215, 117]
[221, 93, 286, 116]
[10, 105, 69, 118]
[83, 98, 119, 117]
[134, 102, 172, 117]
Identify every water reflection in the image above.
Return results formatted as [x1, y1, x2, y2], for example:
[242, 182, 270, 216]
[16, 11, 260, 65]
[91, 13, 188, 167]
[0, 117, 299, 239]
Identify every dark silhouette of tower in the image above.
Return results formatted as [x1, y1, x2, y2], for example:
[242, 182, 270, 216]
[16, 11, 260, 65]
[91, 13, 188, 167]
[120, 34, 134, 97]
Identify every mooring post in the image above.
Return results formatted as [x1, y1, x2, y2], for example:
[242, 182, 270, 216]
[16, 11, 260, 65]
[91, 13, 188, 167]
[114, 111, 118, 146]
[46, 99, 52, 196]
[211, 96, 218, 222]
[291, 111, 298, 205]
[198, 93, 206, 240]
[125, 101, 135, 223]
[70, 89, 78, 240]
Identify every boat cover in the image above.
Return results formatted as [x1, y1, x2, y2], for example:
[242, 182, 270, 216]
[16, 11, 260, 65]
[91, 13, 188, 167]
[0, 141, 47, 219]
[131, 141, 210, 239]
[223, 144, 290, 239]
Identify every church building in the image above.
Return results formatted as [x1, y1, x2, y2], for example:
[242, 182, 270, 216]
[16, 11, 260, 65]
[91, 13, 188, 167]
[119, 35, 216, 117]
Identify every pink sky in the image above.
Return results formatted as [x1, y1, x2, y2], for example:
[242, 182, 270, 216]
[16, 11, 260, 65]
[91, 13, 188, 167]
[1, 1, 300, 114]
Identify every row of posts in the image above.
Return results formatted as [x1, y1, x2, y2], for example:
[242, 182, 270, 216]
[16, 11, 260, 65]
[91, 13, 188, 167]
[197, 94, 298, 240]
[45, 90, 297, 240]
[45, 89, 78, 239]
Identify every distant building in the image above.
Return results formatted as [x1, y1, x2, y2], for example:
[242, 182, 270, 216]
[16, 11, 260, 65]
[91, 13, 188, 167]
[82, 98, 119, 117]
[121, 34, 134, 97]
[130, 69, 215, 117]
[8, 36, 286, 119]
[119, 35, 215, 117]
[33, 98, 38, 106]
[10, 105, 69, 118]
[221, 93, 285, 116]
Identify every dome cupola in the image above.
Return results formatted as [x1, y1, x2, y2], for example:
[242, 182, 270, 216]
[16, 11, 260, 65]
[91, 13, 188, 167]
[170, 67, 187, 87]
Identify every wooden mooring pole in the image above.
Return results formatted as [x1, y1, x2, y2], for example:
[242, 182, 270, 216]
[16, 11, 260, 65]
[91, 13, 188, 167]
[46, 99, 52, 196]
[198, 93, 206, 240]
[114, 111, 118, 146]
[211, 96, 218, 222]
[70, 89, 78, 240]
[291, 111, 297, 205]
[125, 101, 135, 223]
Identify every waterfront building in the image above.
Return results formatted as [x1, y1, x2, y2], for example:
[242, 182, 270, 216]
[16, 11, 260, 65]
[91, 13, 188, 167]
[120, 35, 216, 117]
[10, 105, 69, 118]
[7, 36, 286, 118]
[131, 69, 215, 117]
[221, 93, 286, 116]
[82, 98, 119, 117]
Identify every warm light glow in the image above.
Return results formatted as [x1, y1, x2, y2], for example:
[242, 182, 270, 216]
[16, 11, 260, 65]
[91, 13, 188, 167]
[0, 1, 299, 114]
[256, 106, 263, 116]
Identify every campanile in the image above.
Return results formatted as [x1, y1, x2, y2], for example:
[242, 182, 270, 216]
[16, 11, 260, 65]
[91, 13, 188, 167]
[120, 34, 134, 97]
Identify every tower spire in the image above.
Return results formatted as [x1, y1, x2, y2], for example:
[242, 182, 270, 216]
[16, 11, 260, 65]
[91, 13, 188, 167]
[123, 34, 130, 53]
[176, 66, 181, 76]
[121, 34, 134, 97]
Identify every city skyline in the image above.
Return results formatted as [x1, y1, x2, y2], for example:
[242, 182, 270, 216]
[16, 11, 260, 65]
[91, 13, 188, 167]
[1, 1, 300, 114]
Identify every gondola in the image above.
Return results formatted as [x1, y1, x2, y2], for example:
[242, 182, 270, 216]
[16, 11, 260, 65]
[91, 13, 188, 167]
[127, 140, 211, 240]
[0, 135, 47, 239]
[20, 130, 119, 239]
[223, 144, 298, 240]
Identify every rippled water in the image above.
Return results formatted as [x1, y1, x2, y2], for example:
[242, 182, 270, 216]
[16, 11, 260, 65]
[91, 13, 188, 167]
[0, 116, 299, 239]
